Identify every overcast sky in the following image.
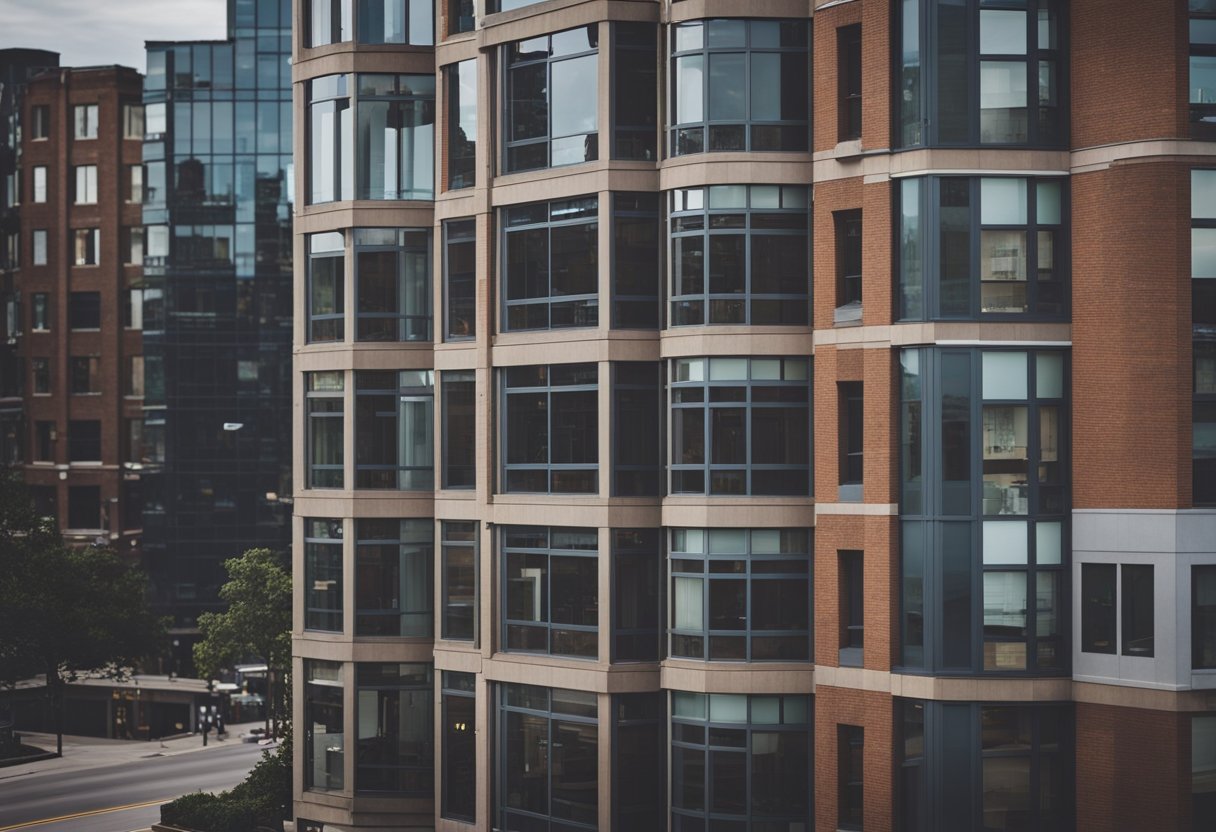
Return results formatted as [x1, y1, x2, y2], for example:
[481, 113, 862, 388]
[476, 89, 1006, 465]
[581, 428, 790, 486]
[0, 0, 228, 73]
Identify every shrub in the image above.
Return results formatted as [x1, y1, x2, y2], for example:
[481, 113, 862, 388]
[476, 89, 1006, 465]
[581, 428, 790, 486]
[160, 734, 291, 832]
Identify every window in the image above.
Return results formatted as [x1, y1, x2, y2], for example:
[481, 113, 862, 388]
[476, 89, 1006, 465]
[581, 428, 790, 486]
[837, 25, 862, 141]
[31, 230, 47, 266]
[445, 60, 477, 190]
[613, 363, 662, 496]
[670, 357, 811, 496]
[74, 104, 98, 139]
[34, 421, 54, 462]
[309, 0, 352, 45]
[122, 104, 144, 139]
[670, 19, 810, 155]
[70, 356, 101, 394]
[309, 0, 433, 46]
[355, 370, 434, 489]
[74, 166, 98, 204]
[670, 185, 810, 326]
[441, 521, 477, 641]
[355, 663, 433, 795]
[32, 166, 46, 203]
[31, 105, 49, 140]
[838, 725, 864, 830]
[443, 219, 475, 340]
[504, 26, 599, 173]
[355, 519, 433, 636]
[308, 75, 352, 203]
[305, 519, 344, 631]
[840, 550, 864, 666]
[839, 382, 863, 499]
[355, 75, 435, 200]
[671, 693, 811, 832]
[68, 420, 101, 462]
[125, 356, 145, 397]
[448, 0, 474, 35]
[30, 294, 49, 331]
[1192, 1, 1216, 134]
[1196, 565, 1216, 669]
[442, 371, 475, 489]
[308, 231, 344, 342]
[899, 0, 1064, 147]
[67, 485, 101, 529]
[442, 672, 476, 822]
[498, 684, 598, 832]
[900, 177, 1067, 320]
[354, 228, 430, 341]
[502, 363, 598, 494]
[31, 358, 50, 394]
[74, 229, 100, 266]
[304, 661, 344, 790]
[612, 193, 661, 329]
[1195, 715, 1216, 825]
[124, 418, 144, 465]
[124, 227, 144, 265]
[502, 526, 598, 659]
[1080, 563, 1116, 655]
[306, 372, 345, 488]
[613, 23, 658, 160]
[123, 289, 143, 330]
[128, 165, 144, 203]
[69, 292, 101, 329]
[1195, 169, 1216, 504]
[1122, 564, 1154, 658]
[670, 528, 811, 661]
[145, 101, 166, 136]
[614, 694, 665, 829]
[612, 530, 662, 662]
[835, 209, 862, 313]
[502, 197, 597, 331]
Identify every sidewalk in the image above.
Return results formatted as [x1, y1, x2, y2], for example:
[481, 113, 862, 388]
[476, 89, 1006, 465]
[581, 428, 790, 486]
[0, 720, 271, 782]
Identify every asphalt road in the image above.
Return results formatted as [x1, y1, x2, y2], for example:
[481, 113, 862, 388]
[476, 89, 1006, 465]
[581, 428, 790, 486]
[0, 741, 266, 832]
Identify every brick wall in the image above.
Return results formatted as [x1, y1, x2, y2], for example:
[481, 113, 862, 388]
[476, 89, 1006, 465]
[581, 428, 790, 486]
[812, 0, 891, 154]
[815, 685, 895, 832]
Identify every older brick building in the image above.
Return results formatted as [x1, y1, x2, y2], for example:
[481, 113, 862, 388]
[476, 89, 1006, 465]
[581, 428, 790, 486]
[289, 0, 1216, 830]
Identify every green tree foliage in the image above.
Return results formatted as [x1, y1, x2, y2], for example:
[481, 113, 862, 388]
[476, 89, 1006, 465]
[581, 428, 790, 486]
[194, 548, 291, 736]
[0, 469, 165, 755]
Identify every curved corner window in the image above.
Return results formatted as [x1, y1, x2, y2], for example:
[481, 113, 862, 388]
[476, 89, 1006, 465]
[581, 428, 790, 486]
[501, 526, 598, 659]
[670, 185, 810, 326]
[899, 0, 1065, 148]
[355, 370, 434, 490]
[670, 19, 809, 156]
[670, 357, 811, 496]
[899, 176, 1068, 321]
[502, 363, 598, 494]
[354, 228, 431, 341]
[669, 528, 811, 661]
[308, 0, 434, 47]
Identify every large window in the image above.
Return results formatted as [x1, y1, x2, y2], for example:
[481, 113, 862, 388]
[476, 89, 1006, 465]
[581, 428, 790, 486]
[442, 672, 476, 822]
[504, 26, 599, 173]
[304, 661, 344, 791]
[671, 692, 811, 832]
[445, 60, 477, 190]
[899, 0, 1065, 147]
[308, 231, 344, 342]
[443, 219, 475, 340]
[1195, 169, 1216, 504]
[613, 529, 662, 662]
[442, 371, 475, 489]
[308, 0, 433, 48]
[354, 228, 430, 341]
[308, 74, 435, 204]
[899, 176, 1067, 320]
[1193, 1, 1216, 134]
[613, 23, 658, 160]
[1195, 565, 1216, 669]
[1121, 564, 1154, 658]
[614, 694, 665, 830]
[498, 684, 598, 832]
[612, 363, 662, 496]
[306, 371, 345, 488]
[669, 528, 811, 661]
[70, 356, 101, 395]
[670, 357, 811, 496]
[355, 663, 433, 795]
[68, 420, 101, 462]
[670, 19, 809, 155]
[1195, 714, 1216, 825]
[354, 370, 434, 490]
[501, 197, 597, 331]
[670, 185, 810, 326]
[502, 363, 597, 494]
[305, 518, 344, 632]
[441, 521, 477, 641]
[612, 193, 661, 329]
[355, 519, 432, 637]
[502, 526, 598, 659]
[74, 165, 98, 204]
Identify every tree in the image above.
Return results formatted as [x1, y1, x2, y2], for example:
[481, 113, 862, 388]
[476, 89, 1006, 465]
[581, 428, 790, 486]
[194, 548, 291, 738]
[0, 469, 165, 756]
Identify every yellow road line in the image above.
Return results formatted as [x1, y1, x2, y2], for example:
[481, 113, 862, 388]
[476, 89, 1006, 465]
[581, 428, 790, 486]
[0, 797, 168, 831]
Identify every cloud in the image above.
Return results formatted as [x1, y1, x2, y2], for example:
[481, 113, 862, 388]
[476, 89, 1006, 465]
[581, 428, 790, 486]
[0, 0, 229, 73]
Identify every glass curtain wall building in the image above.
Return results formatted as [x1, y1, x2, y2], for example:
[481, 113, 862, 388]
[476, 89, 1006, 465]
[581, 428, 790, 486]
[144, 0, 294, 668]
[291, 1, 1216, 830]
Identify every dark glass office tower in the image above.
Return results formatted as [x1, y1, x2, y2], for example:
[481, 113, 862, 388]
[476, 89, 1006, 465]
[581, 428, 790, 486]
[143, 0, 293, 670]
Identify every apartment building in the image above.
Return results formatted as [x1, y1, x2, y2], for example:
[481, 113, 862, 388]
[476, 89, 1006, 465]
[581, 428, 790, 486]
[13, 65, 146, 549]
[291, 0, 1216, 829]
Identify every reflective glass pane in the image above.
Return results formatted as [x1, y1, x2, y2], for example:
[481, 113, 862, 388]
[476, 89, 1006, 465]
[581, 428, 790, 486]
[984, 521, 1028, 565]
[983, 352, 1028, 399]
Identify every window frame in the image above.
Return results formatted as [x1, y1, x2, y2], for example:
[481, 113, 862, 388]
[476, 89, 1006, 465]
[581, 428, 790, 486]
[441, 520, 478, 642]
[353, 369, 435, 490]
[307, 231, 345, 343]
[353, 227, 432, 342]
[500, 525, 599, 660]
[354, 518, 434, 637]
[73, 103, 99, 140]
[500, 363, 599, 495]
[304, 518, 345, 632]
[441, 671, 477, 821]
[353, 662, 434, 796]
[306, 371, 345, 489]
[837, 24, 862, 142]
[443, 218, 476, 341]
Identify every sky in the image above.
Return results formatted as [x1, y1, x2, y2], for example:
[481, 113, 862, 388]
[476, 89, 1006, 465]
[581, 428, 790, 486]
[0, 0, 228, 74]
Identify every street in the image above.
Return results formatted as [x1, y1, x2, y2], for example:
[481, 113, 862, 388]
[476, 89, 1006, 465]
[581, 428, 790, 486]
[0, 740, 265, 832]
